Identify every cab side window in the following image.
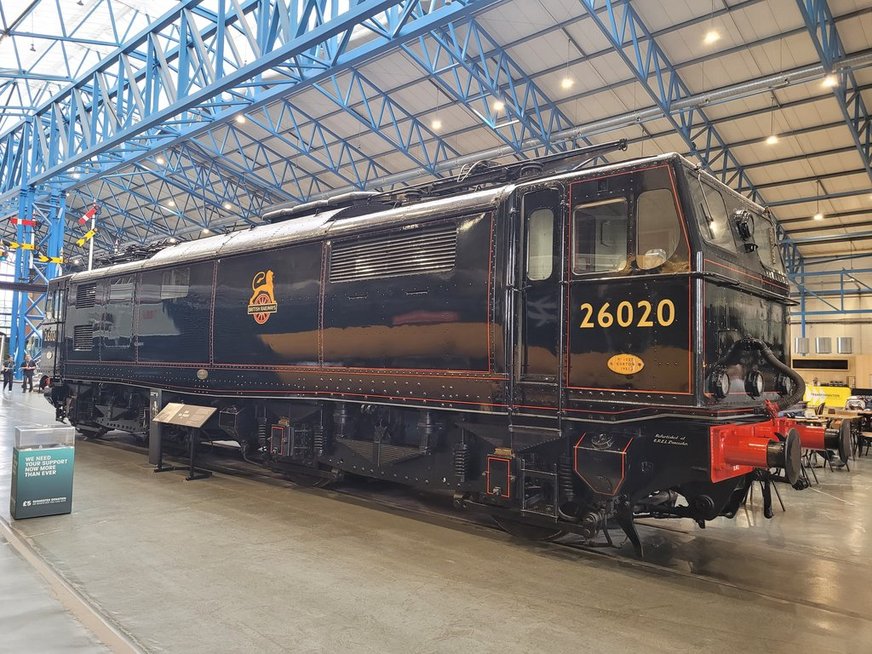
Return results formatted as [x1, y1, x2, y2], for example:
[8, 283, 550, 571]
[692, 178, 737, 253]
[636, 189, 681, 270]
[572, 198, 628, 275]
[526, 208, 555, 281]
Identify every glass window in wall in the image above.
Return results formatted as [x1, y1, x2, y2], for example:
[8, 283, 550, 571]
[572, 198, 628, 275]
[160, 267, 190, 300]
[526, 208, 555, 281]
[110, 276, 134, 302]
[636, 189, 682, 270]
[692, 178, 737, 253]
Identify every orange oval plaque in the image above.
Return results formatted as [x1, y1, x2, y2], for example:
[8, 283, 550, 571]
[607, 353, 645, 375]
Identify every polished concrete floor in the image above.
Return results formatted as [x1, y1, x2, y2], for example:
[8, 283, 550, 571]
[0, 533, 109, 653]
[1, 392, 871, 653]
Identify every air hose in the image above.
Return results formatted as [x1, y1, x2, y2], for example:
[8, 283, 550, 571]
[738, 338, 806, 411]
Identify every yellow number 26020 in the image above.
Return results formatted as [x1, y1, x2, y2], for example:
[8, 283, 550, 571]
[579, 299, 676, 329]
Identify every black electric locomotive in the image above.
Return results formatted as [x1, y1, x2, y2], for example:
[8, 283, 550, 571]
[44, 142, 837, 552]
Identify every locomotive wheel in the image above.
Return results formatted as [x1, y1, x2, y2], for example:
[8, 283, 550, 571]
[76, 426, 109, 440]
[283, 466, 339, 489]
[492, 515, 565, 541]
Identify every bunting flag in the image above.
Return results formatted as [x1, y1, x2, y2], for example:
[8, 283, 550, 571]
[7, 241, 34, 250]
[8, 217, 37, 227]
[78, 205, 98, 225]
[76, 228, 97, 247]
[36, 253, 64, 264]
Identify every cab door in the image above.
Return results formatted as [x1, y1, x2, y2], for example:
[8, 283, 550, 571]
[514, 186, 565, 409]
[42, 279, 68, 377]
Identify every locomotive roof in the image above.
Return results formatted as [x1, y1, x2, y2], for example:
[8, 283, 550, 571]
[65, 183, 512, 283]
[61, 151, 763, 285]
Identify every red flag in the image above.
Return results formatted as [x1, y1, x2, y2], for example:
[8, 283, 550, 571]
[8, 217, 37, 227]
[78, 205, 97, 225]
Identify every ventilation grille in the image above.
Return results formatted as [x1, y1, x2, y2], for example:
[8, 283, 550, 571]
[330, 226, 457, 283]
[75, 283, 97, 308]
[73, 325, 94, 351]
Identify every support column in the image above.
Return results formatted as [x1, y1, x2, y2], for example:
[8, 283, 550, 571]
[9, 189, 66, 379]
[9, 187, 35, 380]
[45, 192, 65, 281]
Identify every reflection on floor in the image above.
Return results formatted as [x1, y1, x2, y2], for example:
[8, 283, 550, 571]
[1, 392, 870, 653]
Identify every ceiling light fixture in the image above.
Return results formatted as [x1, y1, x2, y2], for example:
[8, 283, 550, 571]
[235, 114, 246, 124]
[430, 85, 443, 132]
[561, 37, 574, 90]
[202, 228, 211, 234]
[704, 0, 720, 46]
[167, 199, 175, 207]
[813, 179, 824, 221]
[223, 202, 233, 210]
[156, 156, 165, 165]
[766, 94, 779, 145]
[492, 99, 505, 112]
[821, 74, 838, 88]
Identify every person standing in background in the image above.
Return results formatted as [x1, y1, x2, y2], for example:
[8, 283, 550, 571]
[1, 356, 13, 393]
[21, 354, 36, 392]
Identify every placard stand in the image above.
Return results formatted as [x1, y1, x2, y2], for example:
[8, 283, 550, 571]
[151, 402, 217, 481]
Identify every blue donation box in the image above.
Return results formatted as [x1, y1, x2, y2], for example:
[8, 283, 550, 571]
[10, 425, 76, 520]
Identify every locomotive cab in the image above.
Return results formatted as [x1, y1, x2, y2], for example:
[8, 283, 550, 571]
[506, 154, 815, 544]
[512, 155, 794, 412]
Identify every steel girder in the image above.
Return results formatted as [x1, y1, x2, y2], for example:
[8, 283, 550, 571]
[797, 0, 872, 184]
[0, 0, 154, 133]
[67, 184, 182, 252]
[576, 0, 766, 204]
[768, 188, 871, 207]
[0, 0, 499, 203]
[400, 19, 576, 157]
[788, 268, 872, 318]
[313, 68, 462, 176]
[206, 100, 395, 192]
[293, 48, 872, 205]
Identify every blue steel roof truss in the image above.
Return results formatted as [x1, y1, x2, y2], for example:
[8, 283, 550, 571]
[796, 0, 872, 185]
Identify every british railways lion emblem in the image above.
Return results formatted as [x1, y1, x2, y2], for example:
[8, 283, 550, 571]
[247, 270, 277, 324]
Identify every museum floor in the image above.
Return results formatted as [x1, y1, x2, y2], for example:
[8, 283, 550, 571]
[1, 392, 870, 653]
